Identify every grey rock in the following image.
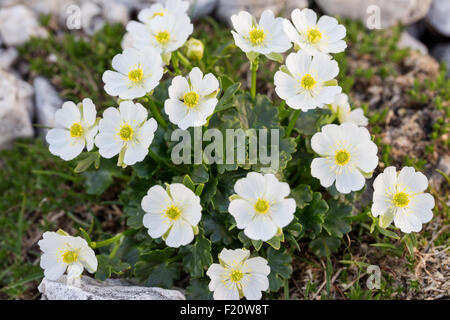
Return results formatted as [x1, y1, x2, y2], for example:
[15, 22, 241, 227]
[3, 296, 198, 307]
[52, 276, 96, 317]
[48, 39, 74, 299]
[189, 0, 217, 18]
[430, 154, 450, 191]
[431, 43, 450, 77]
[33, 77, 63, 137]
[38, 276, 186, 300]
[0, 70, 34, 149]
[398, 31, 428, 54]
[316, 0, 432, 29]
[426, 0, 450, 37]
[0, 48, 18, 70]
[101, 0, 130, 25]
[214, 0, 308, 25]
[0, 5, 48, 46]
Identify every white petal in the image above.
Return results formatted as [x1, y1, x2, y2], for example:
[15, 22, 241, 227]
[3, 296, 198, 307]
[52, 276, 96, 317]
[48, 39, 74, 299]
[142, 185, 171, 214]
[397, 167, 429, 194]
[311, 157, 336, 188]
[165, 219, 194, 247]
[270, 198, 296, 228]
[229, 199, 254, 229]
[335, 169, 366, 194]
[244, 215, 277, 241]
[55, 101, 80, 129]
[213, 283, 239, 300]
[143, 212, 171, 238]
[219, 248, 250, 266]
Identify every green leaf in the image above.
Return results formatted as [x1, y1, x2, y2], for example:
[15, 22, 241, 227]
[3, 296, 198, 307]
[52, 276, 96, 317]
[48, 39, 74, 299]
[215, 82, 241, 113]
[143, 263, 179, 288]
[95, 254, 130, 281]
[183, 175, 196, 191]
[195, 183, 204, 196]
[190, 165, 209, 184]
[267, 247, 292, 292]
[246, 51, 259, 63]
[74, 152, 100, 173]
[376, 225, 400, 240]
[308, 235, 341, 257]
[322, 199, 352, 238]
[266, 232, 284, 250]
[298, 192, 329, 239]
[82, 169, 113, 195]
[295, 108, 332, 136]
[185, 278, 213, 300]
[370, 243, 398, 249]
[265, 52, 283, 63]
[134, 247, 179, 288]
[291, 184, 313, 209]
[180, 232, 213, 278]
[203, 213, 234, 245]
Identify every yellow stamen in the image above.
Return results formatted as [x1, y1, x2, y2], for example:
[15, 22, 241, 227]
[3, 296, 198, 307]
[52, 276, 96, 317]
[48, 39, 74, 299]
[301, 74, 316, 89]
[155, 31, 170, 44]
[254, 198, 270, 214]
[307, 28, 322, 44]
[119, 124, 134, 141]
[229, 269, 244, 283]
[335, 149, 350, 166]
[165, 205, 181, 220]
[183, 91, 200, 108]
[249, 28, 266, 45]
[128, 68, 143, 83]
[62, 250, 78, 264]
[152, 11, 164, 18]
[69, 123, 84, 138]
[393, 192, 410, 207]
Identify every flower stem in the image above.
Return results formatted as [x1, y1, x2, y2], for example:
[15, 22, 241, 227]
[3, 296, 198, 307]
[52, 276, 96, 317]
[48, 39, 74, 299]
[285, 109, 301, 137]
[147, 97, 168, 129]
[250, 58, 259, 100]
[147, 149, 187, 174]
[90, 229, 135, 249]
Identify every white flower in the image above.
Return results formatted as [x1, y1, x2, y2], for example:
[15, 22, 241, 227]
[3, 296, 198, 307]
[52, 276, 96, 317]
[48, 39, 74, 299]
[38, 231, 97, 282]
[164, 67, 219, 130]
[372, 166, 435, 233]
[141, 183, 202, 248]
[228, 172, 296, 241]
[206, 248, 270, 300]
[231, 10, 292, 55]
[102, 47, 163, 100]
[46, 98, 98, 161]
[137, 0, 189, 23]
[274, 51, 342, 111]
[284, 8, 347, 54]
[328, 93, 368, 126]
[95, 101, 158, 166]
[126, 13, 193, 55]
[311, 122, 378, 194]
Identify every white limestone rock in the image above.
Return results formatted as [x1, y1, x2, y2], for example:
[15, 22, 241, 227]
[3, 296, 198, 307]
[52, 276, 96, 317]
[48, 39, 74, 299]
[33, 77, 63, 137]
[0, 48, 18, 70]
[397, 32, 428, 55]
[38, 276, 186, 300]
[0, 5, 48, 46]
[315, 0, 432, 29]
[426, 0, 450, 37]
[0, 70, 34, 149]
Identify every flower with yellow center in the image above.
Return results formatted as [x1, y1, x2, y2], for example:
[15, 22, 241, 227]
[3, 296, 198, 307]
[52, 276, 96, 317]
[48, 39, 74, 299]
[328, 93, 368, 126]
[275, 51, 342, 111]
[69, 123, 84, 138]
[307, 28, 322, 44]
[38, 231, 97, 282]
[127, 12, 193, 55]
[284, 8, 347, 54]
[207, 248, 270, 300]
[137, 0, 190, 25]
[165, 67, 219, 130]
[249, 28, 266, 45]
[300, 74, 316, 90]
[231, 10, 291, 55]
[372, 166, 435, 233]
[155, 30, 170, 44]
[46, 98, 98, 161]
[103, 47, 163, 100]
[119, 124, 134, 141]
[311, 123, 378, 194]
[228, 172, 296, 241]
[183, 91, 200, 108]
[334, 149, 350, 166]
[128, 68, 144, 83]
[95, 101, 158, 166]
[142, 183, 202, 248]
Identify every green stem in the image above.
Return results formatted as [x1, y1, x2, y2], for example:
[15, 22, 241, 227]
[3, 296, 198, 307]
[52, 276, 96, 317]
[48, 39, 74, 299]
[285, 109, 301, 138]
[91, 232, 124, 249]
[109, 240, 121, 259]
[250, 58, 259, 100]
[177, 51, 191, 68]
[148, 97, 168, 129]
[283, 278, 289, 300]
[148, 149, 187, 174]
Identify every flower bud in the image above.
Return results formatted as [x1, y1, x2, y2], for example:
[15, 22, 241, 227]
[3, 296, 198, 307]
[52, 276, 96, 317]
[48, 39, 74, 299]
[186, 38, 204, 61]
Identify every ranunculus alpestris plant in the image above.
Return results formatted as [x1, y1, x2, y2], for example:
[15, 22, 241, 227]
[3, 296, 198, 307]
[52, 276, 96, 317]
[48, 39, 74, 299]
[41, 0, 435, 300]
